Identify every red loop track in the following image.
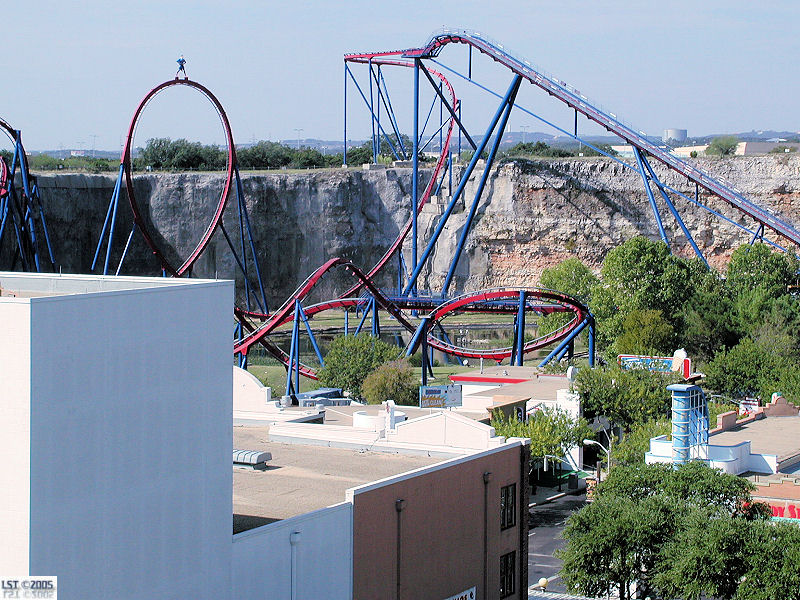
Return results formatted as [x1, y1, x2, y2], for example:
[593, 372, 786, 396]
[121, 78, 236, 276]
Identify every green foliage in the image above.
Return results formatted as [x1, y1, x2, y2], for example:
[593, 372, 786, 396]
[560, 462, 783, 600]
[591, 236, 702, 352]
[705, 337, 788, 399]
[580, 143, 619, 158]
[237, 141, 293, 169]
[681, 271, 742, 361]
[613, 419, 670, 466]
[345, 143, 374, 165]
[574, 365, 677, 431]
[316, 333, 400, 399]
[503, 141, 573, 158]
[136, 137, 226, 170]
[615, 309, 674, 355]
[539, 257, 598, 303]
[362, 360, 418, 406]
[599, 462, 755, 516]
[538, 258, 598, 340]
[490, 407, 592, 461]
[726, 243, 797, 302]
[706, 135, 739, 156]
[558, 493, 678, 600]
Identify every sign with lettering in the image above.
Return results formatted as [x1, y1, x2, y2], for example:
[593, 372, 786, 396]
[618, 354, 692, 379]
[443, 587, 476, 600]
[419, 384, 463, 408]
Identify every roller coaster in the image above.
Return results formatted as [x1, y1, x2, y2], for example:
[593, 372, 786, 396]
[94, 30, 800, 400]
[0, 118, 57, 273]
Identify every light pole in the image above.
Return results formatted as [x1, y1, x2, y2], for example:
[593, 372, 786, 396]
[293, 128, 304, 150]
[583, 439, 611, 482]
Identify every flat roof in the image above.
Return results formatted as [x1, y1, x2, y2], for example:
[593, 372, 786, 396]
[712, 416, 800, 461]
[233, 424, 442, 533]
[0, 272, 225, 300]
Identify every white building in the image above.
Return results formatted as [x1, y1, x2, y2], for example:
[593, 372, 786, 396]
[0, 273, 233, 599]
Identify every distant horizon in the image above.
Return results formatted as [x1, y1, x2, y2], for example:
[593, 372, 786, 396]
[25, 127, 800, 155]
[4, 1, 798, 152]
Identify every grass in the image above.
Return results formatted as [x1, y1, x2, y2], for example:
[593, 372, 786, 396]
[246, 361, 475, 396]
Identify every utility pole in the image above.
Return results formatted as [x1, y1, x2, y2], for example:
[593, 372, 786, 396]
[293, 128, 304, 150]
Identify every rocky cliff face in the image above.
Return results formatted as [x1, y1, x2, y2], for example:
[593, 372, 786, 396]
[28, 154, 800, 305]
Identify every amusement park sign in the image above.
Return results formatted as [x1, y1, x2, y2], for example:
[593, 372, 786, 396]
[419, 384, 463, 408]
[617, 354, 692, 379]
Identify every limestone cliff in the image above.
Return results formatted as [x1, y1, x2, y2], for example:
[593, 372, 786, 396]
[29, 155, 800, 305]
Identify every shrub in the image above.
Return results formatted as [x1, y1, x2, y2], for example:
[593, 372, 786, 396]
[316, 333, 399, 399]
[362, 360, 418, 405]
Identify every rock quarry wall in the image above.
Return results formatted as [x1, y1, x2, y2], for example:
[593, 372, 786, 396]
[28, 154, 800, 305]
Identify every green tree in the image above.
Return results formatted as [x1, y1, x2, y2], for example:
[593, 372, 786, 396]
[491, 407, 592, 462]
[653, 510, 752, 600]
[681, 271, 742, 361]
[726, 243, 797, 302]
[362, 359, 418, 405]
[705, 337, 786, 399]
[237, 141, 294, 169]
[706, 135, 739, 156]
[615, 309, 675, 355]
[558, 493, 679, 600]
[592, 237, 702, 352]
[539, 257, 598, 303]
[599, 462, 755, 516]
[345, 142, 373, 165]
[574, 365, 676, 431]
[316, 333, 400, 399]
[613, 418, 670, 466]
[538, 258, 599, 340]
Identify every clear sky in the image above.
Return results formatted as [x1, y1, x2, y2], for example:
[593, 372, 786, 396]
[3, 1, 798, 152]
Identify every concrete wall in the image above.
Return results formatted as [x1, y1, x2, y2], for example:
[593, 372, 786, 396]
[3, 277, 234, 599]
[347, 441, 529, 600]
[0, 301, 32, 572]
[232, 503, 353, 600]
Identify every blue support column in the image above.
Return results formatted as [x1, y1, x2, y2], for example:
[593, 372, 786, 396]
[442, 75, 522, 295]
[285, 301, 302, 399]
[343, 63, 348, 165]
[298, 302, 325, 368]
[403, 75, 523, 297]
[371, 295, 381, 337]
[633, 147, 669, 245]
[538, 319, 589, 367]
[344, 308, 349, 336]
[588, 318, 595, 368]
[514, 290, 527, 366]
[641, 154, 709, 268]
[92, 162, 124, 273]
[411, 59, 420, 297]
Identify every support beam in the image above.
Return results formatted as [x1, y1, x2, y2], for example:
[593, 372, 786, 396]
[403, 75, 523, 296]
[641, 154, 709, 269]
[442, 75, 522, 295]
[418, 62, 476, 150]
[633, 147, 669, 245]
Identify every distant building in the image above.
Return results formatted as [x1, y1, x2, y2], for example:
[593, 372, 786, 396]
[663, 128, 688, 143]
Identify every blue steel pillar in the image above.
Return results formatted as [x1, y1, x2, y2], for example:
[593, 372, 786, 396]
[411, 58, 420, 297]
[513, 290, 527, 366]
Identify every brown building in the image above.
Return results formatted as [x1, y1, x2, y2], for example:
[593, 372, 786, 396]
[348, 443, 530, 600]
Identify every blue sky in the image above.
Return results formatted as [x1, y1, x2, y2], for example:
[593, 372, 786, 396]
[3, 1, 798, 152]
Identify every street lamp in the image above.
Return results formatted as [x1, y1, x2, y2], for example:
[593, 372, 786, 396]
[583, 439, 611, 481]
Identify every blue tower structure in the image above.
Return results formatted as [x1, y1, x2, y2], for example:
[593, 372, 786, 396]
[669, 383, 709, 467]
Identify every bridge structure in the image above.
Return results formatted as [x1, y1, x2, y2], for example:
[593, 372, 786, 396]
[0, 117, 57, 273]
